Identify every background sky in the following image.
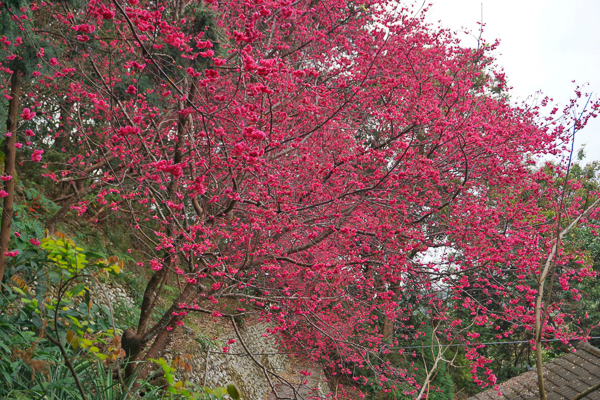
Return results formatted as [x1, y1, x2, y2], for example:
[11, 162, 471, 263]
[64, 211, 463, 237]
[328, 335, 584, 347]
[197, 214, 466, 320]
[423, 0, 600, 162]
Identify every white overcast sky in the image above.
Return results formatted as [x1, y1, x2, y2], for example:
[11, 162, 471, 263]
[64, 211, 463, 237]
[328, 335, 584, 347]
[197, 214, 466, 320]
[423, 0, 600, 162]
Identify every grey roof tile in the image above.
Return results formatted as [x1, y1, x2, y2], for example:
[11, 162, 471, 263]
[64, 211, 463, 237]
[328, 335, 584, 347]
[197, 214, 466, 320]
[468, 343, 600, 400]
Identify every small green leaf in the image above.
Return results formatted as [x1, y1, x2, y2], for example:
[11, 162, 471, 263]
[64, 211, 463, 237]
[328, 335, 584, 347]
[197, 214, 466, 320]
[227, 384, 241, 399]
[85, 251, 106, 259]
[11, 286, 26, 296]
[211, 387, 227, 398]
[70, 283, 87, 297]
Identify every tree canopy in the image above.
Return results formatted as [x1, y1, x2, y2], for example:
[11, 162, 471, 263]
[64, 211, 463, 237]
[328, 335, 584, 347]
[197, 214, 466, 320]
[1, 0, 599, 397]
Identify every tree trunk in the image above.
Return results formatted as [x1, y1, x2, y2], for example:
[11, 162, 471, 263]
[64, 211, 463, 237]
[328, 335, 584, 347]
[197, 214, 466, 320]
[535, 281, 547, 400]
[122, 281, 200, 378]
[0, 70, 21, 288]
[122, 81, 198, 380]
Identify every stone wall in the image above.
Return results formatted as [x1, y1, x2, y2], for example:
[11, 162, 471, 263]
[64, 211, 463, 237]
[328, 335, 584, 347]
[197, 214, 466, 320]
[183, 323, 332, 400]
[93, 281, 331, 399]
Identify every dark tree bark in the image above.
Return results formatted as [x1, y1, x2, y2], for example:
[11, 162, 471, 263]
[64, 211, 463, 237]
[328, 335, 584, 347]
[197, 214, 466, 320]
[0, 69, 21, 288]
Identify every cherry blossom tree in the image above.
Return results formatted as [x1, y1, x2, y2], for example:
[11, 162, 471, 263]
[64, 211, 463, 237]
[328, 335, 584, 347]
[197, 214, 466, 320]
[1, 0, 598, 396]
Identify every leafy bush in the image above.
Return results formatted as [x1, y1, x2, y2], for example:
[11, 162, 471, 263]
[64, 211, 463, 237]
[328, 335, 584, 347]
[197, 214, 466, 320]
[1, 232, 240, 399]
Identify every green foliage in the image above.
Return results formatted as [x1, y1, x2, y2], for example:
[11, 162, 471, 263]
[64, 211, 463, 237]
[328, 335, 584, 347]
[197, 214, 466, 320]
[350, 319, 455, 399]
[0, 0, 61, 75]
[149, 357, 241, 399]
[205, 384, 241, 399]
[392, 324, 455, 399]
[1, 231, 243, 399]
[446, 346, 481, 398]
[1, 233, 121, 397]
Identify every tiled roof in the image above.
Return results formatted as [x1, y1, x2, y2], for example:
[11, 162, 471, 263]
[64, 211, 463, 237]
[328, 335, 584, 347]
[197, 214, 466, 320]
[469, 343, 600, 400]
